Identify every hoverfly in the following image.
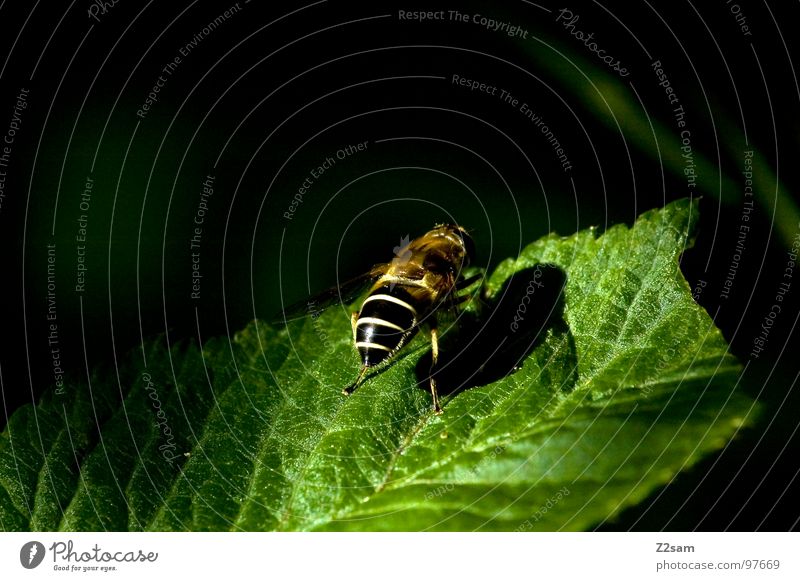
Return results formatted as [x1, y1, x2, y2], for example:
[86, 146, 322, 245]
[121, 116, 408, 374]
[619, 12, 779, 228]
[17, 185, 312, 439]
[281, 224, 479, 414]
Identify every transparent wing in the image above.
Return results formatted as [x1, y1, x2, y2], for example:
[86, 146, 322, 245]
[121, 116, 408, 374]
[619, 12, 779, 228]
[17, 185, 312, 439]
[272, 266, 384, 325]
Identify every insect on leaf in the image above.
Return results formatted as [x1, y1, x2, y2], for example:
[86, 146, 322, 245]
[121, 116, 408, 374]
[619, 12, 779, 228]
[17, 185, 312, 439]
[0, 198, 755, 531]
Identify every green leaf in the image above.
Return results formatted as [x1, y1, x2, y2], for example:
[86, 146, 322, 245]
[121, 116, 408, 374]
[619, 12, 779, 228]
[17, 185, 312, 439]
[0, 198, 755, 531]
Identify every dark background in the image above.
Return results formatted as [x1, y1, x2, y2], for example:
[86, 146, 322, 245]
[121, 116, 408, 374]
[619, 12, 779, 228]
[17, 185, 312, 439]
[0, 0, 798, 530]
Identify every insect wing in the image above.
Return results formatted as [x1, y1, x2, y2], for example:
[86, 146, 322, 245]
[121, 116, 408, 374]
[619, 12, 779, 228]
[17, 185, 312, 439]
[273, 267, 382, 325]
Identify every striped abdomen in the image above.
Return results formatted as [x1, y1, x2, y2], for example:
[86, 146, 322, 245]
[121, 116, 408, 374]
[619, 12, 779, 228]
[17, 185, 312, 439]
[355, 285, 419, 367]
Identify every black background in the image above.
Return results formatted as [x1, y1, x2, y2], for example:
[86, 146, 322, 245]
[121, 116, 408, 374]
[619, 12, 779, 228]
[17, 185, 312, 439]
[0, 0, 798, 530]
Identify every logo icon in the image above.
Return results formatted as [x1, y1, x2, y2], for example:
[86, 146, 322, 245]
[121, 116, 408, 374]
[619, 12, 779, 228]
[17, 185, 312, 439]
[20, 541, 46, 569]
[389, 234, 412, 290]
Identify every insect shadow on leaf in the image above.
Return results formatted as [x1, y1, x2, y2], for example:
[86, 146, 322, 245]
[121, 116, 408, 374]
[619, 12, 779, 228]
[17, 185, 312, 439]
[415, 264, 572, 396]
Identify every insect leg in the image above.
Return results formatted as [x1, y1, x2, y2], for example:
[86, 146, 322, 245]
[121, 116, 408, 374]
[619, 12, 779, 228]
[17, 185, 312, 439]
[343, 365, 368, 396]
[449, 293, 473, 308]
[429, 323, 443, 414]
[455, 272, 483, 290]
[351, 311, 359, 342]
[449, 273, 484, 310]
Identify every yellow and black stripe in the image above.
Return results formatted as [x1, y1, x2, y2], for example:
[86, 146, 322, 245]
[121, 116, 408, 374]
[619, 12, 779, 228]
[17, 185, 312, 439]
[355, 285, 418, 366]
